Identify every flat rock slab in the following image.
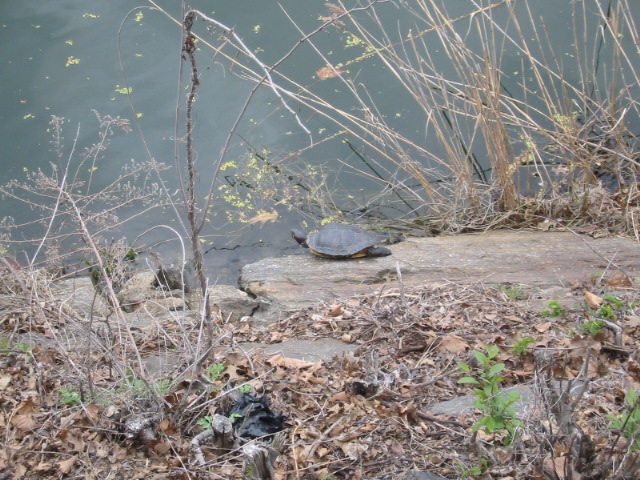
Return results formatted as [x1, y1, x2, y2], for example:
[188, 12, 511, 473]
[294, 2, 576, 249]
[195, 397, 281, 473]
[241, 231, 639, 322]
[238, 338, 359, 363]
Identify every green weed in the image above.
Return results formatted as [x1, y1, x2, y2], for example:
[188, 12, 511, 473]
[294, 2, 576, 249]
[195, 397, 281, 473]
[541, 301, 565, 318]
[204, 363, 225, 382]
[58, 387, 82, 405]
[229, 413, 243, 423]
[457, 345, 522, 444]
[579, 319, 604, 337]
[511, 337, 535, 356]
[197, 415, 214, 429]
[497, 284, 527, 300]
[607, 388, 640, 452]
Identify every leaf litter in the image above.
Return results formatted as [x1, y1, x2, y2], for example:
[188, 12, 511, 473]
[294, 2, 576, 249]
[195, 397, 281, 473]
[1, 271, 639, 479]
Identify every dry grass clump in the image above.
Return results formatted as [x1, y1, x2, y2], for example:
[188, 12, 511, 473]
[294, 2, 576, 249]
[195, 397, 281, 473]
[341, 0, 640, 235]
[193, 0, 639, 236]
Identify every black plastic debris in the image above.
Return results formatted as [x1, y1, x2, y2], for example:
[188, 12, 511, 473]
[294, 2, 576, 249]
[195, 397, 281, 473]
[224, 394, 287, 439]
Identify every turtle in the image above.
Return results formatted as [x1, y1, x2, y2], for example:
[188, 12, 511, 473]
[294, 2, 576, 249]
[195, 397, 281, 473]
[291, 223, 392, 259]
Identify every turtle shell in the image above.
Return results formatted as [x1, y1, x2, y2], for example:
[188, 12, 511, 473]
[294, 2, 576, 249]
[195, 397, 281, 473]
[306, 223, 387, 258]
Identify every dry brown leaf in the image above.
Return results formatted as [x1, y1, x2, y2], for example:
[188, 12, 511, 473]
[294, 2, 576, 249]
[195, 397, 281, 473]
[585, 291, 604, 308]
[317, 447, 330, 458]
[340, 441, 368, 460]
[270, 331, 284, 343]
[58, 456, 77, 474]
[12, 414, 36, 432]
[154, 440, 171, 454]
[13, 464, 27, 479]
[95, 444, 110, 458]
[328, 304, 343, 317]
[625, 315, 640, 329]
[390, 440, 404, 456]
[299, 371, 324, 384]
[543, 455, 573, 480]
[35, 461, 54, 473]
[329, 391, 349, 403]
[438, 335, 469, 353]
[627, 359, 640, 384]
[267, 353, 319, 370]
[326, 3, 346, 15]
[534, 321, 552, 332]
[316, 65, 346, 80]
[81, 404, 102, 423]
[247, 209, 278, 227]
[608, 270, 632, 287]
[69, 435, 86, 452]
[0, 375, 11, 390]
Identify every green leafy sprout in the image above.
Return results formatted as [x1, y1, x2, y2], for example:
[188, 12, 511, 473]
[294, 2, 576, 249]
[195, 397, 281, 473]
[197, 415, 214, 429]
[457, 345, 522, 444]
[593, 294, 635, 320]
[579, 319, 604, 337]
[511, 337, 535, 356]
[497, 283, 527, 300]
[541, 300, 565, 317]
[59, 387, 82, 405]
[607, 388, 640, 452]
[204, 362, 225, 382]
[229, 412, 243, 423]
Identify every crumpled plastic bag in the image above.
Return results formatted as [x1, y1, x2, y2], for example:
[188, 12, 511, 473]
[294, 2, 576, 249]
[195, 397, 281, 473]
[225, 394, 287, 439]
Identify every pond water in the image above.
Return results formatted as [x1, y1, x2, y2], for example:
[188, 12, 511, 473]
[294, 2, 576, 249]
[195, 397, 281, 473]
[1, 1, 638, 284]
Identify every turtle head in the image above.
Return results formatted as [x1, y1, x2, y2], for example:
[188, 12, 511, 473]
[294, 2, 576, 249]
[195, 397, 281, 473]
[291, 229, 309, 248]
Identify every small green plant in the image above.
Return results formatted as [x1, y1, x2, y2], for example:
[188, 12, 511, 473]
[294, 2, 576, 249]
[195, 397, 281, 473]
[596, 302, 616, 319]
[116, 369, 172, 398]
[457, 345, 522, 444]
[239, 384, 252, 394]
[229, 413, 243, 423]
[579, 319, 604, 337]
[0, 338, 31, 357]
[124, 246, 137, 261]
[153, 379, 173, 395]
[15, 342, 32, 352]
[204, 363, 225, 382]
[497, 283, 527, 300]
[457, 457, 488, 479]
[541, 300, 565, 317]
[59, 387, 82, 405]
[592, 294, 636, 321]
[511, 337, 535, 356]
[607, 388, 640, 452]
[197, 415, 214, 429]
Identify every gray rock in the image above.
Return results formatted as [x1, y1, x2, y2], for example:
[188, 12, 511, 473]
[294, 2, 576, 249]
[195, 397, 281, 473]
[153, 264, 190, 291]
[51, 276, 111, 318]
[241, 231, 640, 323]
[186, 284, 258, 323]
[404, 471, 448, 480]
[117, 271, 157, 312]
